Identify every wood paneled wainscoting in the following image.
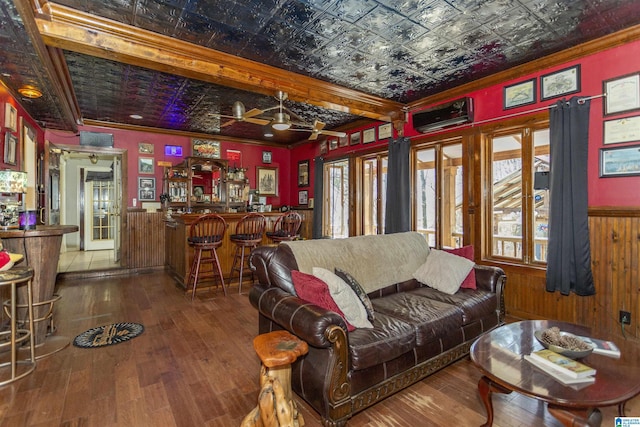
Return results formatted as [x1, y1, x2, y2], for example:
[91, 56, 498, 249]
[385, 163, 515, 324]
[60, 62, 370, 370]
[122, 210, 166, 270]
[502, 207, 639, 343]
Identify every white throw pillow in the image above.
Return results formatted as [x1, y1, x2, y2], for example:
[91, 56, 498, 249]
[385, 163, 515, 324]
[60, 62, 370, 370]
[312, 267, 374, 329]
[413, 249, 475, 295]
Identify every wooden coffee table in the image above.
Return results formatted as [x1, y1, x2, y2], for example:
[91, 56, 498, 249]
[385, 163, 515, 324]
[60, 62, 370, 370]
[470, 320, 640, 427]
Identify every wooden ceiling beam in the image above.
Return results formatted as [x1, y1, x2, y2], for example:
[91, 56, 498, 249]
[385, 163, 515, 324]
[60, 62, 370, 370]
[35, 2, 404, 123]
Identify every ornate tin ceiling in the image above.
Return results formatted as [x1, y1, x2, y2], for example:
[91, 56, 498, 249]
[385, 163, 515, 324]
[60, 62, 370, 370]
[1, 0, 640, 145]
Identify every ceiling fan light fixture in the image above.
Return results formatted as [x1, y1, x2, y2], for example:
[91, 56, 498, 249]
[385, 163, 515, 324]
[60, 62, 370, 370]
[232, 101, 245, 119]
[272, 112, 290, 130]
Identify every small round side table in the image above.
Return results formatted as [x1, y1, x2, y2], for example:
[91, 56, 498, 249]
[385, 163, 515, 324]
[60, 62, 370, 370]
[241, 330, 309, 427]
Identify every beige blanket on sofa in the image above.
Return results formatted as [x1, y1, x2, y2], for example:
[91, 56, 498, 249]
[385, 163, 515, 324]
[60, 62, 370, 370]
[283, 232, 430, 293]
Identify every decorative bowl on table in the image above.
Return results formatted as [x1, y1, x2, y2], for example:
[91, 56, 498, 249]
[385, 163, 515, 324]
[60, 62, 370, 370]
[534, 328, 594, 359]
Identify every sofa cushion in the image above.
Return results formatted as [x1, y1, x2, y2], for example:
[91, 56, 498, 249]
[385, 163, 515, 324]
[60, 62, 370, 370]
[443, 245, 476, 290]
[283, 232, 430, 294]
[413, 249, 474, 295]
[291, 270, 355, 331]
[371, 293, 464, 346]
[312, 267, 373, 329]
[348, 312, 416, 371]
[410, 287, 497, 325]
[335, 268, 375, 322]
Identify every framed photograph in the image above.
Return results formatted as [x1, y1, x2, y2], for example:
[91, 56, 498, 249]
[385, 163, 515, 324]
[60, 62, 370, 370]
[541, 65, 581, 101]
[600, 145, 640, 177]
[262, 150, 272, 164]
[298, 160, 309, 187]
[4, 103, 17, 132]
[504, 79, 536, 109]
[350, 131, 361, 146]
[138, 177, 155, 189]
[378, 123, 393, 140]
[138, 187, 155, 201]
[298, 190, 308, 205]
[138, 142, 154, 154]
[4, 132, 17, 165]
[192, 138, 221, 158]
[319, 140, 328, 155]
[329, 138, 338, 150]
[604, 73, 640, 116]
[363, 128, 376, 144]
[138, 157, 154, 174]
[257, 166, 278, 196]
[338, 135, 349, 147]
[603, 116, 640, 145]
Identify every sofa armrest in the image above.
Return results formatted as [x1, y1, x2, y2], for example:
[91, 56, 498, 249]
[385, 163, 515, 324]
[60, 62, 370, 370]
[249, 284, 349, 348]
[475, 264, 507, 322]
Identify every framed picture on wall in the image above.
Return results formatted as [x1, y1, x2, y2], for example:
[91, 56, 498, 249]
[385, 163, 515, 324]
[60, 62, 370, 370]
[138, 187, 155, 201]
[138, 142, 154, 154]
[604, 73, 640, 116]
[362, 128, 376, 144]
[4, 132, 17, 165]
[319, 140, 328, 155]
[138, 157, 154, 174]
[600, 145, 640, 177]
[138, 177, 155, 189]
[603, 116, 640, 145]
[257, 166, 278, 196]
[4, 103, 17, 132]
[378, 123, 393, 140]
[191, 138, 221, 158]
[540, 65, 581, 101]
[298, 190, 308, 205]
[503, 79, 536, 109]
[350, 131, 361, 146]
[298, 160, 309, 187]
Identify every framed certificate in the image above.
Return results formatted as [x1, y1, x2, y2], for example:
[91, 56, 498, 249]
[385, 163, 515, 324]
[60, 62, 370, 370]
[604, 73, 640, 116]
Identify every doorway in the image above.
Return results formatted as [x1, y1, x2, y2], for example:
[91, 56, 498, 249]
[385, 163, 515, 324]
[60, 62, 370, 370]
[47, 144, 125, 272]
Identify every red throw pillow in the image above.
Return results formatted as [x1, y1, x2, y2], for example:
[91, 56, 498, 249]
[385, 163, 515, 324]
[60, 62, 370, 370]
[291, 270, 355, 331]
[443, 246, 476, 290]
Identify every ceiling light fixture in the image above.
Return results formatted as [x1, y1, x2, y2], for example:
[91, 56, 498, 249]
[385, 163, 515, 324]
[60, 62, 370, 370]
[18, 85, 42, 99]
[272, 112, 291, 131]
[263, 125, 274, 137]
[89, 154, 99, 164]
[129, 114, 143, 119]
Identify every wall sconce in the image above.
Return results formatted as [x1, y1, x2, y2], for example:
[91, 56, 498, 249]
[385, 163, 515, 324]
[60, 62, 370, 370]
[89, 154, 99, 164]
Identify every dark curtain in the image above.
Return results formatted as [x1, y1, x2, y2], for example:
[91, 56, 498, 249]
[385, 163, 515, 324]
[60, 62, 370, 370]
[312, 156, 324, 239]
[546, 97, 595, 296]
[384, 137, 411, 234]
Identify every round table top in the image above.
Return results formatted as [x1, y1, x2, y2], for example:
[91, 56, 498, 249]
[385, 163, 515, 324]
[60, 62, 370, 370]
[470, 320, 640, 409]
[0, 225, 78, 238]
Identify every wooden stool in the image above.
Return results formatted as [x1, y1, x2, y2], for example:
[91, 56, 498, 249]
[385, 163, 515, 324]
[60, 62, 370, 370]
[186, 214, 228, 300]
[241, 330, 309, 427]
[0, 266, 36, 386]
[229, 213, 266, 294]
[266, 212, 302, 243]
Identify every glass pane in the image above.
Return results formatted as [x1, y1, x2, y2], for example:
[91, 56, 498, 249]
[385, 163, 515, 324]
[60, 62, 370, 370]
[415, 148, 436, 247]
[362, 158, 378, 235]
[442, 143, 464, 248]
[324, 160, 349, 239]
[533, 129, 550, 262]
[380, 156, 387, 235]
[491, 134, 523, 259]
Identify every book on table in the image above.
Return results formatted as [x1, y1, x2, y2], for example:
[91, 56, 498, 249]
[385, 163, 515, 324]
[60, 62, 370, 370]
[575, 335, 621, 358]
[524, 355, 596, 386]
[528, 349, 596, 379]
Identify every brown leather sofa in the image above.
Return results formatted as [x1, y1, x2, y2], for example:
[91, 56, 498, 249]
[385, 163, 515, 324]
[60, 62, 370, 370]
[249, 232, 506, 426]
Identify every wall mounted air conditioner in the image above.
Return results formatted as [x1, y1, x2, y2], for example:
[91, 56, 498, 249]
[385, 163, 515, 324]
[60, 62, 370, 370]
[412, 97, 473, 133]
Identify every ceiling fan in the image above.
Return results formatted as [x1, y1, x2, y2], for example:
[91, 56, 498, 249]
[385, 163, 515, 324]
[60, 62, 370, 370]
[213, 91, 346, 140]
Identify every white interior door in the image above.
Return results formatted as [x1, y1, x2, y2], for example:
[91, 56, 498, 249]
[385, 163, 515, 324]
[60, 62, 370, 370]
[84, 166, 115, 251]
[112, 156, 121, 262]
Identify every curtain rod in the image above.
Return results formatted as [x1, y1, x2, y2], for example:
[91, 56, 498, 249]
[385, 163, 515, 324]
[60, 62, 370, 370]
[409, 93, 606, 137]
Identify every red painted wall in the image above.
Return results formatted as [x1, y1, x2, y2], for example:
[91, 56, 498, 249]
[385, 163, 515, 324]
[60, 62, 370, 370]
[45, 125, 292, 208]
[293, 39, 640, 207]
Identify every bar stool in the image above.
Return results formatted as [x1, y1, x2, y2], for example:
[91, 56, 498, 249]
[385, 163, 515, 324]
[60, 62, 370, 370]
[229, 213, 266, 293]
[186, 214, 228, 300]
[0, 265, 36, 386]
[266, 212, 302, 243]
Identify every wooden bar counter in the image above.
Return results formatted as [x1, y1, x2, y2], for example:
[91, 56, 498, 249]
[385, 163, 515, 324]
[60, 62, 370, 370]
[0, 225, 79, 357]
[165, 212, 284, 290]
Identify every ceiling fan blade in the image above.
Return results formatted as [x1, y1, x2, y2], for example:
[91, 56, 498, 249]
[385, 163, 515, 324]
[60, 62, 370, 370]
[309, 132, 320, 141]
[318, 129, 346, 137]
[244, 108, 264, 118]
[312, 120, 326, 132]
[245, 117, 271, 126]
[220, 119, 237, 128]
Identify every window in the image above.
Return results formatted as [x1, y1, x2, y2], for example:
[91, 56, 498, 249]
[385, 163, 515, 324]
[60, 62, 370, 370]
[414, 139, 465, 248]
[360, 154, 387, 235]
[323, 159, 350, 238]
[487, 124, 549, 264]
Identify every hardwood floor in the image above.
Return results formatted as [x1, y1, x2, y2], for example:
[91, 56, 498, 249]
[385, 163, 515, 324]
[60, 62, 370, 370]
[1, 271, 638, 426]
